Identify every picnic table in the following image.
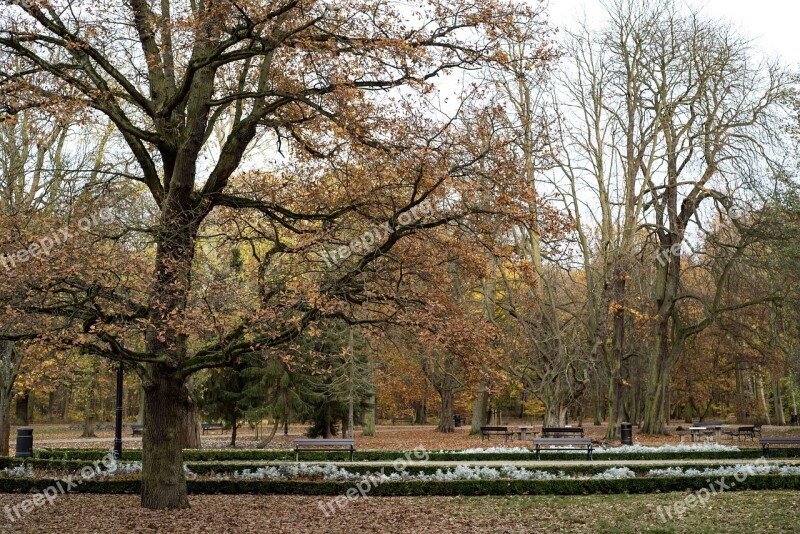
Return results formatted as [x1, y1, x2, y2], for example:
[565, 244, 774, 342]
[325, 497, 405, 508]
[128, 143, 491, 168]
[686, 425, 720, 442]
[515, 426, 538, 441]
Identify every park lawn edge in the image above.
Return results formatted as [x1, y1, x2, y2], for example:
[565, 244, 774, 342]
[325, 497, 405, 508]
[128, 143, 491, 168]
[0, 474, 798, 496]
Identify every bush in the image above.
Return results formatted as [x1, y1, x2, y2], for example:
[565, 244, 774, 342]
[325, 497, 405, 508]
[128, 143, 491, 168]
[0, 474, 797, 496]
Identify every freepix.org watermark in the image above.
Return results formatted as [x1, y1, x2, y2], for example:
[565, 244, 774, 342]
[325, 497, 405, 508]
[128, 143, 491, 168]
[656, 458, 768, 522]
[320, 200, 434, 268]
[1, 208, 112, 273]
[3, 451, 119, 523]
[317, 446, 430, 516]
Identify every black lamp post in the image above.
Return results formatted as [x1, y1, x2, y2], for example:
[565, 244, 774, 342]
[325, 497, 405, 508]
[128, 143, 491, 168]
[113, 364, 123, 460]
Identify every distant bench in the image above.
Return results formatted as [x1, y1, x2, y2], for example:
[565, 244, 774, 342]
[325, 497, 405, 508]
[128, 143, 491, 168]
[480, 426, 514, 442]
[541, 427, 585, 438]
[392, 417, 414, 425]
[293, 438, 355, 461]
[201, 422, 226, 434]
[534, 438, 593, 460]
[131, 424, 143, 437]
[760, 437, 800, 457]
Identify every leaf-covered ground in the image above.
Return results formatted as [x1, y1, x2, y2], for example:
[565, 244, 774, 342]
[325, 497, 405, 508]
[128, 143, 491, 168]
[0, 491, 797, 533]
[17, 422, 800, 452]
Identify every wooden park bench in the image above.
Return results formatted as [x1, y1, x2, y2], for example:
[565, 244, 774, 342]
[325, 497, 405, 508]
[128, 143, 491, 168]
[722, 426, 756, 441]
[131, 424, 143, 437]
[541, 427, 585, 438]
[201, 422, 226, 434]
[392, 416, 414, 425]
[534, 438, 593, 460]
[760, 437, 800, 457]
[292, 438, 355, 461]
[480, 426, 514, 442]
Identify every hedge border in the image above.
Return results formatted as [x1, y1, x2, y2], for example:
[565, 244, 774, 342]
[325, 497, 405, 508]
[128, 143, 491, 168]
[0, 474, 798, 496]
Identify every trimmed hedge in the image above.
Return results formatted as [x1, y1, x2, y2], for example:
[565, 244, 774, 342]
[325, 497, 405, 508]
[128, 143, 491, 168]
[30, 447, 799, 463]
[0, 474, 798, 496]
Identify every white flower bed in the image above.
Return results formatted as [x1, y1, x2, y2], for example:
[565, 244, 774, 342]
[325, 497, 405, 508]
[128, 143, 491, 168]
[0, 464, 34, 478]
[647, 464, 800, 478]
[456, 443, 740, 455]
[227, 464, 636, 482]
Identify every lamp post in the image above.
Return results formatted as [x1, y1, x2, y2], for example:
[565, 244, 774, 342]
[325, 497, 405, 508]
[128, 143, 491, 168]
[113, 364, 123, 460]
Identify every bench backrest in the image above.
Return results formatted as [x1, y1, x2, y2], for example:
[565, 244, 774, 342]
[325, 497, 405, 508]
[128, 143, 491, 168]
[480, 426, 509, 432]
[542, 427, 584, 436]
[293, 439, 355, 446]
[534, 438, 591, 444]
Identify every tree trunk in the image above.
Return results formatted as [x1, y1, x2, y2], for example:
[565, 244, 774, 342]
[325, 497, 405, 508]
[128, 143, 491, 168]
[362, 353, 376, 437]
[413, 400, 427, 425]
[181, 384, 201, 449]
[758, 374, 771, 425]
[437, 388, 454, 433]
[257, 419, 280, 448]
[641, 320, 674, 434]
[469, 383, 489, 435]
[362, 393, 376, 437]
[0, 390, 11, 456]
[138, 384, 145, 424]
[15, 390, 29, 425]
[141, 368, 190, 510]
[82, 362, 99, 438]
[230, 420, 238, 447]
[735, 366, 747, 423]
[772, 375, 786, 426]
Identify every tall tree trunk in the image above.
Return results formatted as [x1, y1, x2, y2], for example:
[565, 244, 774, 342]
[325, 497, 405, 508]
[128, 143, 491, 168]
[437, 388, 454, 433]
[592, 380, 603, 426]
[230, 420, 238, 448]
[413, 400, 427, 425]
[15, 390, 29, 425]
[772, 375, 786, 426]
[138, 385, 145, 424]
[0, 389, 11, 456]
[361, 353, 376, 437]
[82, 361, 99, 438]
[362, 394, 376, 437]
[257, 419, 280, 448]
[181, 383, 201, 449]
[140, 202, 200, 509]
[735, 365, 747, 423]
[469, 383, 489, 435]
[641, 320, 676, 434]
[758, 374, 771, 425]
[141, 368, 190, 510]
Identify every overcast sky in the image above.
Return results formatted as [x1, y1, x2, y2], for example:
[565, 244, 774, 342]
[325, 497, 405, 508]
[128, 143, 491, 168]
[546, 0, 800, 66]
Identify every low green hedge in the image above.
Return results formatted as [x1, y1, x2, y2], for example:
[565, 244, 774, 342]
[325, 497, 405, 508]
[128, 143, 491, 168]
[30, 447, 797, 463]
[0, 474, 798, 496]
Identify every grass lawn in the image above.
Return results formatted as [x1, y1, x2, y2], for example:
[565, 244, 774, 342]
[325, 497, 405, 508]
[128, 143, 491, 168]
[0, 490, 796, 533]
[454, 491, 799, 532]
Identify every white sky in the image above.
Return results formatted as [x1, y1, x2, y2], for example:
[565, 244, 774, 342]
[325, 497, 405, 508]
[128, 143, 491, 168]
[546, 0, 800, 66]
